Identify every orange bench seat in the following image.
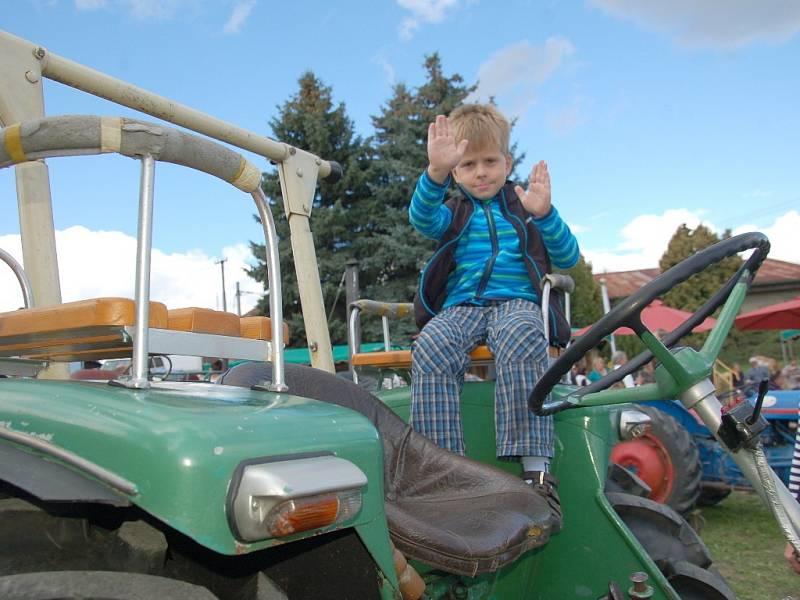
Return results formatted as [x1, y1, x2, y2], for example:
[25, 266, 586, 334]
[351, 344, 560, 370]
[351, 345, 494, 369]
[0, 298, 287, 362]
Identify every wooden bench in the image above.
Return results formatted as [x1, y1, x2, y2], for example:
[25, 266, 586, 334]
[0, 297, 286, 364]
[348, 287, 571, 377]
[351, 344, 561, 372]
[351, 345, 495, 370]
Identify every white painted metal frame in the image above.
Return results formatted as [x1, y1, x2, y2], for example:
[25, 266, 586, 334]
[0, 30, 335, 379]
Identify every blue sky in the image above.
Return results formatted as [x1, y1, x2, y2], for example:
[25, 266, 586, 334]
[1, 0, 799, 314]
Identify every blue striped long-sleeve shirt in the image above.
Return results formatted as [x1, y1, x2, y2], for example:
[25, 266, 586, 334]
[410, 170, 580, 309]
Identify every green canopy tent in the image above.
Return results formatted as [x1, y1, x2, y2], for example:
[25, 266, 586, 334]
[283, 342, 389, 365]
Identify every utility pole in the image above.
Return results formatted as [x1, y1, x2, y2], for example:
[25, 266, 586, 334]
[345, 259, 361, 353]
[235, 281, 242, 316]
[215, 258, 227, 312]
[600, 277, 616, 354]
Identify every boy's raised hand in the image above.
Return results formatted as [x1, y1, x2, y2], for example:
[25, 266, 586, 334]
[427, 115, 468, 184]
[515, 160, 551, 218]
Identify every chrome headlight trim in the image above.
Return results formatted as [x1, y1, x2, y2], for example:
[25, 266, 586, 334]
[227, 453, 368, 542]
[619, 409, 651, 440]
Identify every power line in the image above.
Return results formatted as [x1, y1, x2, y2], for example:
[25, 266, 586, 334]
[713, 197, 799, 228]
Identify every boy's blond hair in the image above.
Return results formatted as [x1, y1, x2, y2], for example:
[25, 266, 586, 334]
[448, 104, 510, 155]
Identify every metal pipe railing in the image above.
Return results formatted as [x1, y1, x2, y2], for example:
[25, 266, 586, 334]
[38, 47, 336, 181]
[0, 247, 34, 309]
[130, 155, 156, 389]
[252, 188, 287, 391]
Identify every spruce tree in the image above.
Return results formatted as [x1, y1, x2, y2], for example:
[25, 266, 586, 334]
[363, 54, 535, 344]
[248, 72, 375, 345]
[556, 255, 603, 328]
[353, 54, 476, 344]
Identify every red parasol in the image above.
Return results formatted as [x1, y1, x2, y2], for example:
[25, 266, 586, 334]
[734, 295, 800, 331]
[575, 299, 716, 337]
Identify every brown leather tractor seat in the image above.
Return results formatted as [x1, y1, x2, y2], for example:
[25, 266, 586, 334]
[218, 361, 557, 577]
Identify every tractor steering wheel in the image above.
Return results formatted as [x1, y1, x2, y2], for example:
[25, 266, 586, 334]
[529, 232, 770, 416]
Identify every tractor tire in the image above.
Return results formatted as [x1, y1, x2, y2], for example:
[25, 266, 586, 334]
[0, 571, 219, 600]
[610, 405, 701, 514]
[607, 492, 735, 600]
[696, 485, 732, 508]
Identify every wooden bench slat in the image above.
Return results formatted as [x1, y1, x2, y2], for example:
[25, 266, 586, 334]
[351, 344, 559, 369]
[239, 316, 289, 341]
[167, 307, 240, 337]
[0, 298, 168, 337]
[351, 345, 494, 369]
[0, 299, 288, 363]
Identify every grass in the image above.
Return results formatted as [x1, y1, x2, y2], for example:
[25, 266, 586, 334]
[694, 490, 799, 600]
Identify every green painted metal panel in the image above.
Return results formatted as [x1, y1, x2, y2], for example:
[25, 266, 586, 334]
[0, 378, 388, 560]
[377, 382, 681, 598]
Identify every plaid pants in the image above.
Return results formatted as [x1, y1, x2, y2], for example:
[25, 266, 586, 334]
[410, 298, 553, 458]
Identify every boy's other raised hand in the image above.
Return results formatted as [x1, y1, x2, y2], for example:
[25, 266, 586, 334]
[785, 542, 800, 575]
[515, 160, 552, 218]
[427, 115, 468, 184]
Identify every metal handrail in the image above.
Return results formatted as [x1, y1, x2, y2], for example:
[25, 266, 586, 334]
[0, 116, 286, 390]
[0, 247, 34, 309]
[1, 30, 339, 373]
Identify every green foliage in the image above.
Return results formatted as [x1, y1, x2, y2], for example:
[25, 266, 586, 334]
[659, 224, 742, 312]
[248, 55, 555, 348]
[655, 224, 783, 363]
[248, 72, 375, 345]
[355, 54, 477, 344]
[556, 254, 602, 328]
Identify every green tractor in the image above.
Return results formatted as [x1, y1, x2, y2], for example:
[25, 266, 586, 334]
[0, 29, 798, 600]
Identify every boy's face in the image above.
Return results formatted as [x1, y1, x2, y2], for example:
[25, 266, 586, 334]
[451, 145, 513, 200]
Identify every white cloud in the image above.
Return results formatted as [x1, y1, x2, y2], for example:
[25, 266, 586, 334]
[733, 210, 800, 264]
[397, 0, 460, 40]
[74, 0, 107, 9]
[122, 0, 185, 19]
[567, 221, 588, 234]
[584, 208, 712, 272]
[588, 0, 800, 50]
[465, 37, 575, 118]
[0, 227, 264, 315]
[584, 208, 800, 273]
[546, 100, 586, 135]
[372, 53, 397, 87]
[222, 0, 256, 35]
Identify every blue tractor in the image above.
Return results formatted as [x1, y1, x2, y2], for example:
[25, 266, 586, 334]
[611, 387, 799, 513]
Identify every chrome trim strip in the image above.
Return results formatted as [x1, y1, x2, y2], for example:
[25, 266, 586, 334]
[0, 426, 138, 496]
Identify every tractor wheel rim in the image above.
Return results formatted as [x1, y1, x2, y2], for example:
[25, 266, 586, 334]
[611, 434, 676, 503]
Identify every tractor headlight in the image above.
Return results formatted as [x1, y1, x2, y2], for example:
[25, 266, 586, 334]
[619, 409, 651, 440]
[228, 455, 367, 542]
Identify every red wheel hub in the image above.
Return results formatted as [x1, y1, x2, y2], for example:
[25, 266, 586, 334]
[611, 434, 675, 503]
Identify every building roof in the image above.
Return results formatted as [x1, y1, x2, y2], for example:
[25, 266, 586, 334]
[757, 258, 800, 283]
[595, 258, 800, 299]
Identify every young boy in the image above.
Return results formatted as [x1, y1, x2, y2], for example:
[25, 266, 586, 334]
[409, 104, 579, 521]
